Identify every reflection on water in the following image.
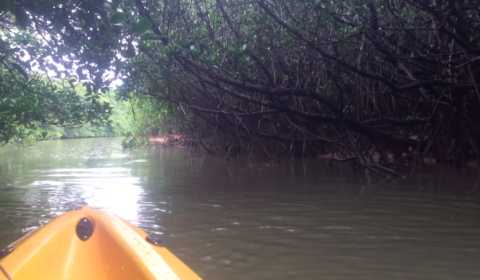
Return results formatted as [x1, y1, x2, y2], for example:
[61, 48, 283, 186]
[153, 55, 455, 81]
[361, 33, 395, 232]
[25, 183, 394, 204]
[1, 138, 480, 280]
[0, 139, 144, 236]
[38, 167, 142, 221]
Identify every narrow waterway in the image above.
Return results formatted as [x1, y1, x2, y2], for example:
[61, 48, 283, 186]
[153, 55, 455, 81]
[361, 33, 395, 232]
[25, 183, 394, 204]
[1, 138, 479, 280]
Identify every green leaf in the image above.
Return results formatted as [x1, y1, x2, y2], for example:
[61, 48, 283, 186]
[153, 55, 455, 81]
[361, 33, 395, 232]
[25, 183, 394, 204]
[126, 43, 136, 58]
[162, 46, 170, 54]
[11, 63, 28, 80]
[68, 78, 76, 88]
[110, 12, 126, 24]
[15, 7, 30, 29]
[132, 17, 152, 35]
[97, 9, 110, 29]
[192, 50, 201, 58]
[86, 84, 93, 95]
[161, 68, 171, 77]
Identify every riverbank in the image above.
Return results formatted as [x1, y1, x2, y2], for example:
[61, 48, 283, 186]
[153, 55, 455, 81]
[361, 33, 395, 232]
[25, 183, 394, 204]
[148, 135, 479, 174]
[149, 134, 186, 148]
[319, 153, 479, 169]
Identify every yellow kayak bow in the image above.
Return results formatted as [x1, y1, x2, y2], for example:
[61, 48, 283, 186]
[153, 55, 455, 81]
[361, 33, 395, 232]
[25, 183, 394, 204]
[0, 206, 201, 280]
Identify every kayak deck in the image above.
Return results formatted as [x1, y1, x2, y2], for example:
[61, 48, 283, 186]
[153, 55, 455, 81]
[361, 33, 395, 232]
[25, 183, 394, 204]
[0, 206, 201, 280]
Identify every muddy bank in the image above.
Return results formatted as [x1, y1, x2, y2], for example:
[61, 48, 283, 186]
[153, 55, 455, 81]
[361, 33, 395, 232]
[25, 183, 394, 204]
[149, 136, 479, 177]
[149, 134, 186, 148]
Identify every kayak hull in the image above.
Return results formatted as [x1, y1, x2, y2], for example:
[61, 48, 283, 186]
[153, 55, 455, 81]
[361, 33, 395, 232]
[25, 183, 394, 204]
[0, 206, 201, 280]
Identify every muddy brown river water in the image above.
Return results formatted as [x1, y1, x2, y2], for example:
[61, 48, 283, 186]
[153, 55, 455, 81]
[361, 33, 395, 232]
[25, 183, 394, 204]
[1, 138, 479, 279]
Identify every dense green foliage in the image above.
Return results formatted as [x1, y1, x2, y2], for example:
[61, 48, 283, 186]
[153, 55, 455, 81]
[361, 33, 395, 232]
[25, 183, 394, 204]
[117, 94, 183, 148]
[121, 131, 152, 149]
[0, 1, 113, 146]
[3, 0, 480, 173]
[0, 61, 113, 145]
[37, 96, 129, 139]
[121, 94, 183, 137]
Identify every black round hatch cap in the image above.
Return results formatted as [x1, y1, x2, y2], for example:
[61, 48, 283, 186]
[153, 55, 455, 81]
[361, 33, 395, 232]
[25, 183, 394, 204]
[76, 217, 94, 241]
[0, 246, 14, 259]
[146, 235, 162, 246]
